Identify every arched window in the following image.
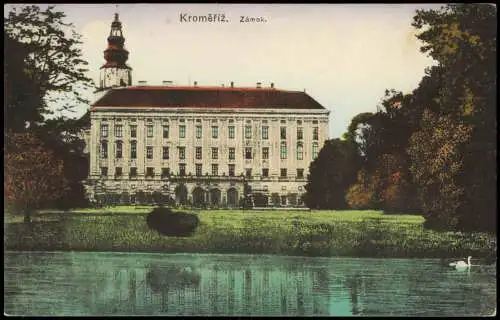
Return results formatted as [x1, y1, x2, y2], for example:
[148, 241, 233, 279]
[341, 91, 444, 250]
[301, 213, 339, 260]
[296, 142, 303, 160]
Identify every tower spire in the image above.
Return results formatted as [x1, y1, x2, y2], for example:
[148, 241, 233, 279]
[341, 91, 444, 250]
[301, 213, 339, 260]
[98, 12, 132, 90]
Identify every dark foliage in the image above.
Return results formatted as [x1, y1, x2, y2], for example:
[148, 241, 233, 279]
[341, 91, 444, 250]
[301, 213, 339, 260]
[146, 207, 199, 237]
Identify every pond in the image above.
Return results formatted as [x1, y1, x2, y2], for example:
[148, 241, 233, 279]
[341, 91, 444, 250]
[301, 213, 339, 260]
[4, 251, 496, 316]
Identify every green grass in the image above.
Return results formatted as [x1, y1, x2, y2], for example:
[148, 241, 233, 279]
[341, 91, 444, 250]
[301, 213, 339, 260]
[4, 207, 496, 258]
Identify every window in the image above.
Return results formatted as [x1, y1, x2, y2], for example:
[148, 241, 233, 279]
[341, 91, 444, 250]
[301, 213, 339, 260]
[147, 125, 154, 138]
[129, 167, 137, 178]
[161, 168, 170, 178]
[196, 147, 202, 160]
[228, 164, 235, 177]
[297, 142, 304, 160]
[212, 126, 218, 138]
[100, 141, 108, 159]
[212, 164, 218, 176]
[130, 125, 137, 138]
[195, 164, 202, 176]
[313, 127, 319, 140]
[297, 120, 302, 125]
[312, 142, 319, 159]
[196, 125, 202, 139]
[262, 126, 269, 140]
[245, 147, 252, 159]
[162, 146, 169, 160]
[179, 125, 186, 138]
[228, 126, 235, 139]
[130, 141, 137, 159]
[297, 127, 303, 140]
[100, 124, 108, 138]
[281, 120, 286, 124]
[229, 147, 235, 160]
[262, 168, 269, 177]
[245, 125, 252, 139]
[115, 167, 123, 177]
[280, 168, 287, 178]
[115, 141, 123, 159]
[100, 167, 108, 177]
[245, 168, 252, 178]
[211, 147, 218, 160]
[280, 141, 287, 159]
[262, 147, 269, 160]
[146, 146, 153, 159]
[146, 167, 154, 177]
[297, 169, 304, 179]
[179, 147, 186, 160]
[163, 125, 169, 138]
[115, 125, 123, 137]
[281, 195, 287, 206]
[179, 164, 186, 176]
[280, 127, 286, 140]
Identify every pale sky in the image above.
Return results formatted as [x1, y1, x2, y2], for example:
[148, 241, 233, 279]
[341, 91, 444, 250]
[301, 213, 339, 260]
[5, 3, 441, 138]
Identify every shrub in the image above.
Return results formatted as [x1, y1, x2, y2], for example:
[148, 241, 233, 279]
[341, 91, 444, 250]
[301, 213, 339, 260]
[146, 207, 199, 237]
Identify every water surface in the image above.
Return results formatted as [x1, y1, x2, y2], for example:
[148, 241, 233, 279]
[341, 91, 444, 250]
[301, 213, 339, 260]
[4, 251, 496, 316]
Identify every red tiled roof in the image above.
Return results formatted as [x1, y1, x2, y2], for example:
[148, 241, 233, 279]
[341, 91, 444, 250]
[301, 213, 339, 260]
[91, 86, 326, 110]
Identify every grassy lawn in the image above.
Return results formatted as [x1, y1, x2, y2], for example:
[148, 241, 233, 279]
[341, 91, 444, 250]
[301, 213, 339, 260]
[4, 207, 496, 258]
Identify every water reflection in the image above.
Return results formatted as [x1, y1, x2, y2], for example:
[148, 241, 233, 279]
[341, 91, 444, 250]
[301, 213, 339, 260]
[4, 252, 496, 316]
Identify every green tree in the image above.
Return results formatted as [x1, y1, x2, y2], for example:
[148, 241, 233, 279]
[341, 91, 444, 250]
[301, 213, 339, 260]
[408, 4, 496, 232]
[304, 138, 362, 209]
[4, 132, 69, 223]
[5, 5, 94, 210]
[4, 4, 93, 127]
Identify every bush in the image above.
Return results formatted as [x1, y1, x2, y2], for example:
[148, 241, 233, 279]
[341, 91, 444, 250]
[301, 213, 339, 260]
[146, 207, 199, 237]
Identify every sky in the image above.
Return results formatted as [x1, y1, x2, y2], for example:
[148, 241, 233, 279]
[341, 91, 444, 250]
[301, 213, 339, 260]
[5, 3, 442, 138]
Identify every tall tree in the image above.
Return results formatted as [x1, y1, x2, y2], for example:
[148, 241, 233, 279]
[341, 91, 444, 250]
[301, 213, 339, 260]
[4, 132, 69, 222]
[5, 5, 94, 209]
[303, 139, 362, 209]
[408, 4, 496, 232]
[4, 5, 93, 129]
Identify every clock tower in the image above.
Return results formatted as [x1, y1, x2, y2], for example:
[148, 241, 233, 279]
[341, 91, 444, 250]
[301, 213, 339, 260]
[98, 13, 132, 91]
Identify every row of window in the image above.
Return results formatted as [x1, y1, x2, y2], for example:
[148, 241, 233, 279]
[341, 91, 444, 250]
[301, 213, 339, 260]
[100, 124, 319, 141]
[101, 166, 305, 179]
[100, 142, 319, 160]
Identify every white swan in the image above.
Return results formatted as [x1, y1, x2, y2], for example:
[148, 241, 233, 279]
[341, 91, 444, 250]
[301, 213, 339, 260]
[449, 256, 472, 269]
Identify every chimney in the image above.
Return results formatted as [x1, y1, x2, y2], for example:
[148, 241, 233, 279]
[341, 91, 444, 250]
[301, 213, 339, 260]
[193, 81, 198, 87]
[230, 81, 234, 88]
[270, 82, 274, 89]
[138, 81, 147, 85]
[256, 82, 262, 88]
[162, 80, 173, 86]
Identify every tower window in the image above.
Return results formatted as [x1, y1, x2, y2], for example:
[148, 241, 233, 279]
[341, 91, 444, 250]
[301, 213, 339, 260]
[212, 147, 218, 160]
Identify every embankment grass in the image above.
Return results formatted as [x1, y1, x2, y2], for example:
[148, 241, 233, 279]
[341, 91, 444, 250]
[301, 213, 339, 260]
[4, 208, 496, 258]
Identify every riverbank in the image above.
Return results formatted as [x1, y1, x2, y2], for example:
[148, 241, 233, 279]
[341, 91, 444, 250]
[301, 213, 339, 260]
[4, 208, 497, 259]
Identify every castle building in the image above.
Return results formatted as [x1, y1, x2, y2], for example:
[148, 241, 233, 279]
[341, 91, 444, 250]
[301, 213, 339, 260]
[85, 13, 329, 207]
